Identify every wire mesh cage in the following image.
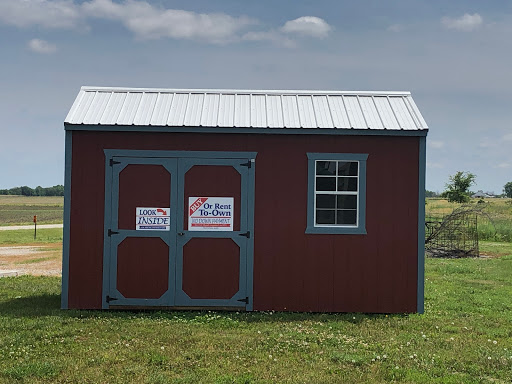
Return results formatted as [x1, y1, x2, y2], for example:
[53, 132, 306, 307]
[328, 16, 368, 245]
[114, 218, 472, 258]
[425, 213, 479, 258]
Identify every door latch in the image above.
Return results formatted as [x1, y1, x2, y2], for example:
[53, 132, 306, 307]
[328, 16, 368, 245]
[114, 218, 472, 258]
[108, 229, 119, 237]
[238, 231, 250, 238]
[106, 295, 118, 303]
[237, 297, 249, 304]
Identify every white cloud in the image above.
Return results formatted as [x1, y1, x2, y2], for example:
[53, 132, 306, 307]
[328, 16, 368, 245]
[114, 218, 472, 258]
[28, 38, 57, 54]
[428, 140, 445, 149]
[0, 0, 330, 46]
[0, 0, 82, 29]
[281, 16, 331, 38]
[81, 0, 256, 43]
[497, 163, 511, 169]
[503, 133, 512, 141]
[442, 13, 483, 32]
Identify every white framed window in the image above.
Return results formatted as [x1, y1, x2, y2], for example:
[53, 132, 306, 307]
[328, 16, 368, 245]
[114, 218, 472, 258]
[306, 153, 368, 234]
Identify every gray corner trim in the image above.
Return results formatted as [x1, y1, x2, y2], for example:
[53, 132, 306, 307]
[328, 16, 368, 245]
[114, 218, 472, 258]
[417, 136, 426, 314]
[305, 153, 368, 235]
[61, 131, 72, 309]
[64, 123, 428, 137]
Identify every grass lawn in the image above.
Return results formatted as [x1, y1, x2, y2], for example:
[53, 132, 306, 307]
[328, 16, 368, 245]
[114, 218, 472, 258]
[0, 228, 63, 245]
[1, 255, 511, 383]
[0, 196, 63, 226]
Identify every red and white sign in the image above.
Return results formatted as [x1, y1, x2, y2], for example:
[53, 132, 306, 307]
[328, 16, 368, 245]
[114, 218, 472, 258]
[136, 207, 170, 230]
[188, 197, 233, 231]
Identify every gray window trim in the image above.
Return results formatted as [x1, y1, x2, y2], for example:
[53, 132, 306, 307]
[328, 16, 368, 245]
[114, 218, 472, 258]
[306, 153, 368, 235]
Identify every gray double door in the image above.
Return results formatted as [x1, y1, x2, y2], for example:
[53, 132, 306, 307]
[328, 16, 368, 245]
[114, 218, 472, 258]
[102, 151, 255, 310]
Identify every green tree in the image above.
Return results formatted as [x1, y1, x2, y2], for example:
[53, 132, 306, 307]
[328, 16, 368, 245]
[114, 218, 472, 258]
[441, 171, 476, 203]
[504, 181, 512, 198]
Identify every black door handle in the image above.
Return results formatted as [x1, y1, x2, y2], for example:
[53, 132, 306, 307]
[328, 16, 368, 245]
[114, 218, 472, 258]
[178, 232, 185, 236]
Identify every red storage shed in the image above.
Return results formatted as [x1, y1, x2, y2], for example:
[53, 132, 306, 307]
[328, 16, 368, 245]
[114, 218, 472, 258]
[62, 87, 428, 313]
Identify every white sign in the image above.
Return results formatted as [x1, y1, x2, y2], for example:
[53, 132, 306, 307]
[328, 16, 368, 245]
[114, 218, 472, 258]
[136, 207, 170, 230]
[188, 197, 234, 231]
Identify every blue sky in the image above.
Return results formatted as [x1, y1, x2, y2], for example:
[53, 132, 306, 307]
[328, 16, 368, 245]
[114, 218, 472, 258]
[1, 0, 511, 194]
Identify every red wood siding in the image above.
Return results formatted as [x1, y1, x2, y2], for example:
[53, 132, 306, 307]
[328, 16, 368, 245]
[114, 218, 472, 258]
[68, 131, 419, 312]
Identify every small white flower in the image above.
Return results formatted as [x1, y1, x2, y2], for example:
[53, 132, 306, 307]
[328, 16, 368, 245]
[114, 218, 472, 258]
[395, 366, 399, 369]
[351, 359, 355, 363]
[160, 346, 164, 350]
[493, 340, 497, 344]
[383, 355, 387, 359]
[269, 354, 272, 359]
[488, 356, 492, 360]
[376, 355, 381, 360]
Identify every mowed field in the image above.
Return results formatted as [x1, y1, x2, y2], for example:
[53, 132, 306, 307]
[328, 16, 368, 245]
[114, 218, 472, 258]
[0, 196, 511, 382]
[0, 196, 63, 226]
[426, 198, 512, 243]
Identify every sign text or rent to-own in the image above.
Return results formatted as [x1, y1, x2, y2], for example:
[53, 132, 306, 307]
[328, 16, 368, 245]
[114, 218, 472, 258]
[188, 197, 233, 231]
[136, 207, 170, 230]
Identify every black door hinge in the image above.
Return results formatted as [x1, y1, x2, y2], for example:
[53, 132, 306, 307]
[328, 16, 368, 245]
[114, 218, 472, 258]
[106, 295, 118, 303]
[240, 160, 252, 168]
[237, 297, 249, 304]
[238, 231, 250, 238]
[108, 229, 119, 237]
[110, 159, 121, 166]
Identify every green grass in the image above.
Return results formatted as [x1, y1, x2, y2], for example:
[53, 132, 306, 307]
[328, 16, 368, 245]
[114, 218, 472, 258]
[426, 198, 512, 243]
[479, 241, 512, 257]
[1, 257, 511, 383]
[0, 196, 63, 226]
[0, 228, 63, 245]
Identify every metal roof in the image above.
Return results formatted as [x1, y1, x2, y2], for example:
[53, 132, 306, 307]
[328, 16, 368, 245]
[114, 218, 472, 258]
[65, 86, 428, 131]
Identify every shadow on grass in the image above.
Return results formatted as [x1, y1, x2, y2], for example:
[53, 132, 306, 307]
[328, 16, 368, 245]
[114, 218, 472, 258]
[0, 294, 404, 324]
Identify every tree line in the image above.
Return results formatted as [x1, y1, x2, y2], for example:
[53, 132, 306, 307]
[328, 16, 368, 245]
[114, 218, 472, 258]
[0, 185, 64, 196]
[427, 172, 512, 202]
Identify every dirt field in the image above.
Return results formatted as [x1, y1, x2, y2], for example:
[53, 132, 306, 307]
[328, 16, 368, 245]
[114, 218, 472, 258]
[0, 243, 62, 276]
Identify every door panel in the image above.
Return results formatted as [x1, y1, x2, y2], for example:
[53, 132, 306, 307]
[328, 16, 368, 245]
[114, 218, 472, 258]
[107, 157, 177, 307]
[183, 165, 242, 231]
[182, 238, 240, 299]
[118, 164, 171, 230]
[175, 158, 249, 308]
[117, 237, 169, 299]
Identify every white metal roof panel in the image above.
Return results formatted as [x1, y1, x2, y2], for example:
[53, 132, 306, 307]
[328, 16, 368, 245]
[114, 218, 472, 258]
[327, 96, 350, 128]
[133, 92, 158, 126]
[358, 96, 384, 129]
[234, 94, 250, 127]
[65, 86, 428, 131]
[373, 96, 400, 129]
[201, 94, 219, 127]
[218, 94, 235, 127]
[82, 91, 111, 125]
[251, 94, 266, 128]
[343, 96, 366, 129]
[150, 93, 173, 126]
[281, 95, 300, 127]
[313, 96, 334, 128]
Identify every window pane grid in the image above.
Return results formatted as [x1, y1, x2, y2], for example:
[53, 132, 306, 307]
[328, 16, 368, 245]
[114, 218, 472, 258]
[314, 160, 359, 227]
